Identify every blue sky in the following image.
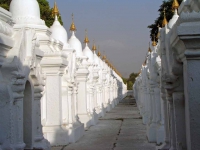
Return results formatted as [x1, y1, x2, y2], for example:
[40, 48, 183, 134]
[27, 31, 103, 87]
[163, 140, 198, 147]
[48, 0, 162, 78]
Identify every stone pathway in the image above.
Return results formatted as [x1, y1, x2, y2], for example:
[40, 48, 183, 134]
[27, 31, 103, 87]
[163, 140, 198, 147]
[52, 97, 156, 150]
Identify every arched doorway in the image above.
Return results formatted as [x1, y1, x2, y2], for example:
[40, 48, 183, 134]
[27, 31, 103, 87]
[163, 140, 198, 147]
[23, 81, 33, 149]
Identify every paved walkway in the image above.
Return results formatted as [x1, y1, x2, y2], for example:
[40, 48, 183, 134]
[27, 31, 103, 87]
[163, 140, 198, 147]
[52, 97, 156, 150]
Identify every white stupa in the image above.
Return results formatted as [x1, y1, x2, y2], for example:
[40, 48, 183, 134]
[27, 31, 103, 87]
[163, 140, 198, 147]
[92, 42, 100, 66]
[97, 51, 103, 67]
[10, 0, 44, 25]
[168, 0, 179, 29]
[50, 1, 69, 48]
[83, 30, 93, 63]
[68, 14, 83, 57]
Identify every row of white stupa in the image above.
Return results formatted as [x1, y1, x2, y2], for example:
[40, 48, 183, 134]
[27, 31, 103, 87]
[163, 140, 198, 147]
[134, 0, 200, 150]
[0, 0, 127, 149]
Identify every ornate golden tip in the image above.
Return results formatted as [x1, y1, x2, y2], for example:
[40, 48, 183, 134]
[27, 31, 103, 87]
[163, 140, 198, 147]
[148, 42, 152, 52]
[143, 59, 147, 66]
[84, 29, 90, 43]
[152, 35, 157, 46]
[92, 40, 97, 51]
[52, 0, 59, 17]
[172, 0, 179, 10]
[70, 13, 77, 31]
[102, 55, 106, 60]
[98, 51, 101, 57]
[162, 8, 168, 27]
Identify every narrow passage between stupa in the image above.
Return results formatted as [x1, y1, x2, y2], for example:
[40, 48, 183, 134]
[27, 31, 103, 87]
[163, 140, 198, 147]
[52, 97, 156, 150]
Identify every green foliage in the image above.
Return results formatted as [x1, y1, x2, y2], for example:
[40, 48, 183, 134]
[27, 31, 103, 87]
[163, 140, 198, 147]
[122, 77, 127, 84]
[148, 0, 182, 41]
[126, 72, 138, 90]
[37, 0, 63, 27]
[127, 81, 133, 90]
[0, 0, 11, 10]
[0, 0, 63, 27]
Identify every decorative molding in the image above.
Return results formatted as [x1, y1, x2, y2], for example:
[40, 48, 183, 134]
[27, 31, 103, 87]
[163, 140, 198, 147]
[180, 11, 200, 23]
[0, 20, 13, 36]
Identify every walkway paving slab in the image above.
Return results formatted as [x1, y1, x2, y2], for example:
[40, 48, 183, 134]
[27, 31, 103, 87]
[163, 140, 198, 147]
[52, 98, 156, 150]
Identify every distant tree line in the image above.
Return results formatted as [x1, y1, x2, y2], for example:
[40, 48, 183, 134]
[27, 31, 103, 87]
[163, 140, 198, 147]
[123, 72, 138, 90]
[0, 0, 63, 27]
[148, 0, 182, 41]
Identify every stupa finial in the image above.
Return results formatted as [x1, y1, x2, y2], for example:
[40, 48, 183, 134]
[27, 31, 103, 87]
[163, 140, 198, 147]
[92, 40, 97, 52]
[70, 13, 77, 31]
[152, 34, 157, 46]
[148, 42, 152, 52]
[172, 0, 179, 10]
[52, 0, 59, 19]
[162, 7, 168, 27]
[84, 29, 90, 44]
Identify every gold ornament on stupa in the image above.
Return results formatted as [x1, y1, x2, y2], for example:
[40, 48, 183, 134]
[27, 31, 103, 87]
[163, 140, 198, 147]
[143, 59, 147, 66]
[52, 0, 59, 17]
[92, 40, 97, 52]
[152, 35, 157, 46]
[162, 8, 168, 27]
[102, 55, 106, 60]
[148, 42, 152, 52]
[84, 29, 90, 43]
[172, 0, 179, 10]
[70, 13, 77, 31]
[157, 24, 160, 39]
[98, 51, 101, 57]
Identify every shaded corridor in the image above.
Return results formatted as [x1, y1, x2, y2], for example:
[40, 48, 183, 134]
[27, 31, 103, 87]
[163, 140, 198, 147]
[52, 97, 155, 150]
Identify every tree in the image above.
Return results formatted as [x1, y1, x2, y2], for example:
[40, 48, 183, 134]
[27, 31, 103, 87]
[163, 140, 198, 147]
[37, 0, 63, 27]
[0, 0, 11, 10]
[0, 0, 63, 27]
[147, 0, 182, 41]
[122, 77, 127, 85]
[127, 81, 133, 91]
[125, 72, 138, 90]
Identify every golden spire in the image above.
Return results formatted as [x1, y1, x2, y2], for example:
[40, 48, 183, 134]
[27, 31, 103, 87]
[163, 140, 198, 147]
[162, 8, 168, 27]
[70, 13, 77, 31]
[143, 59, 147, 66]
[52, 0, 59, 17]
[148, 42, 152, 52]
[172, 0, 179, 10]
[152, 35, 157, 46]
[92, 40, 97, 51]
[98, 51, 101, 57]
[84, 29, 90, 43]
[97, 46, 101, 57]
[102, 55, 106, 61]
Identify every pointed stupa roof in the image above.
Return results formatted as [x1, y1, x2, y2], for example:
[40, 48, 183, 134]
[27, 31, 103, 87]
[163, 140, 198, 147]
[68, 14, 83, 57]
[70, 13, 77, 31]
[162, 8, 168, 27]
[83, 30, 93, 63]
[92, 40, 99, 65]
[92, 40, 97, 52]
[172, 0, 179, 10]
[102, 55, 106, 61]
[97, 46, 103, 67]
[50, 1, 68, 48]
[156, 24, 161, 39]
[84, 29, 90, 44]
[148, 42, 152, 53]
[168, 0, 179, 28]
[152, 35, 157, 47]
[52, 1, 59, 16]
[98, 51, 101, 57]
[10, 0, 44, 25]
